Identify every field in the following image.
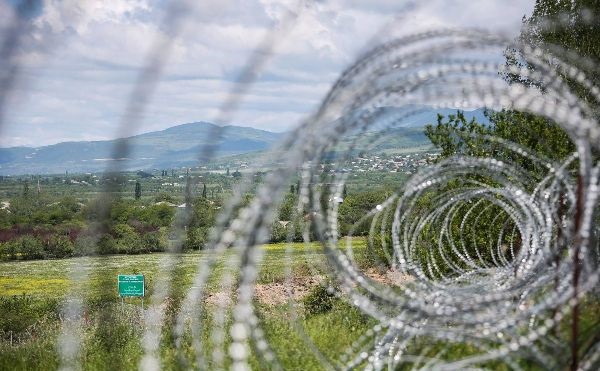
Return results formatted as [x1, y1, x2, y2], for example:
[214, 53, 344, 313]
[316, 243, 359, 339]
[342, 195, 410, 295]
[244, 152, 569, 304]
[0, 240, 380, 370]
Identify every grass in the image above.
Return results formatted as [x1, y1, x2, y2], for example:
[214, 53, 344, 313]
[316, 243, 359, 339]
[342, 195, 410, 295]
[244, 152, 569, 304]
[0, 240, 376, 370]
[1, 240, 597, 370]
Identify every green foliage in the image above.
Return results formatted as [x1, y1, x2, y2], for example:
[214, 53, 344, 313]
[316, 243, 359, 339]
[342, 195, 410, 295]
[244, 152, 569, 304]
[44, 235, 74, 259]
[142, 229, 167, 252]
[97, 234, 116, 255]
[420, 1, 600, 280]
[0, 241, 16, 261]
[138, 203, 175, 227]
[303, 284, 339, 316]
[505, 0, 600, 105]
[185, 197, 218, 249]
[425, 2, 600, 166]
[424, 111, 492, 158]
[185, 227, 208, 250]
[269, 222, 288, 243]
[134, 180, 141, 200]
[74, 234, 97, 256]
[0, 295, 58, 337]
[154, 192, 176, 203]
[337, 190, 391, 236]
[112, 224, 143, 254]
[277, 193, 296, 221]
[22, 182, 29, 198]
[18, 236, 45, 260]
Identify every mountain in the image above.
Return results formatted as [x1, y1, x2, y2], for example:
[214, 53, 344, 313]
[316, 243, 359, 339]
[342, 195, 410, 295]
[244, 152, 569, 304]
[0, 107, 490, 175]
[0, 122, 283, 175]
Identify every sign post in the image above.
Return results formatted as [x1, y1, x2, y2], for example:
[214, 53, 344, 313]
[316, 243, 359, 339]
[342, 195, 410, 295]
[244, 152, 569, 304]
[118, 274, 145, 313]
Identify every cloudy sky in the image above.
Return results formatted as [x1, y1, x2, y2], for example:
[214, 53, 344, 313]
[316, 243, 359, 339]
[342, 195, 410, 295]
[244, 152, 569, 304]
[0, 0, 535, 147]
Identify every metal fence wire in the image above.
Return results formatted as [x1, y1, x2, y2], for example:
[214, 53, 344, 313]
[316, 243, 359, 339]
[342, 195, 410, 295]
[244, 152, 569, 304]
[0, 1, 599, 370]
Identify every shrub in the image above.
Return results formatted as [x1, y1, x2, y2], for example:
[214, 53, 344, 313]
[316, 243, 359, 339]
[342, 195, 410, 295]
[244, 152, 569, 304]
[19, 236, 45, 260]
[45, 235, 74, 258]
[74, 235, 97, 256]
[184, 227, 209, 250]
[0, 241, 17, 261]
[0, 295, 59, 338]
[112, 224, 143, 254]
[97, 234, 116, 255]
[303, 284, 339, 316]
[269, 222, 287, 243]
[142, 231, 166, 252]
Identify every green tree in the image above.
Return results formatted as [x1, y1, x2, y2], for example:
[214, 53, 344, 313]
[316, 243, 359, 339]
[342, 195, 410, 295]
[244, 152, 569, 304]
[45, 235, 74, 258]
[202, 183, 207, 199]
[426, 1, 599, 164]
[424, 111, 492, 159]
[22, 181, 29, 197]
[185, 176, 193, 208]
[338, 190, 391, 236]
[422, 3, 600, 369]
[185, 197, 218, 249]
[19, 236, 45, 260]
[134, 180, 141, 200]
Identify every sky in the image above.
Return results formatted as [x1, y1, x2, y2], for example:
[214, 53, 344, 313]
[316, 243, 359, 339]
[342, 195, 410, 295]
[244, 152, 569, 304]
[0, 0, 535, 147]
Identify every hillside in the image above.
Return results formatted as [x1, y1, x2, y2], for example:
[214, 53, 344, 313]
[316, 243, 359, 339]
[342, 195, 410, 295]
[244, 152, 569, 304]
[0, 107, 488, 175]
[0, 122, 283, 175]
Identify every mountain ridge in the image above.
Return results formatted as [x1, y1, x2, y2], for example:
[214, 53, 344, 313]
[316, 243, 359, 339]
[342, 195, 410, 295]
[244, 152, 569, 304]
[0, 107, 489, 175]
[0, 121, 284, 175]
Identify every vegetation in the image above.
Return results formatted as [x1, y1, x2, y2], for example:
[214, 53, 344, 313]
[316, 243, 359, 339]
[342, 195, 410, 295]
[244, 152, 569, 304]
[0, 2, 598, 369]
[0, 242, 378, 370]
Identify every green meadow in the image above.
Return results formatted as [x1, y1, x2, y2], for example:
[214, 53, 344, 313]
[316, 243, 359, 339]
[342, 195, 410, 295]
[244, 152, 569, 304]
[0, 240, 379, 370]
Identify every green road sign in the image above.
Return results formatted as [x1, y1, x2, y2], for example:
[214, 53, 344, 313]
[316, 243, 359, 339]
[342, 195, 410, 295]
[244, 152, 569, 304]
[118, 274, 145, 297]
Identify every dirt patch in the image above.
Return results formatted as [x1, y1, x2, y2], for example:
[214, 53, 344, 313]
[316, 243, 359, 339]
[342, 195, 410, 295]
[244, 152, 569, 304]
[202, 276, 324, 307]
[205, 291, 233, 306]
[254, 276, 323, 306]
[204, 271, 413, 307]
[364, 268, 415, 286]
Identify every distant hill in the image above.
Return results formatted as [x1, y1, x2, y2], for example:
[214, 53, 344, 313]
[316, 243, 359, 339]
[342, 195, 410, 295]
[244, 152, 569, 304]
[0, 107, 490, 175]
[0, 122, 283, 175]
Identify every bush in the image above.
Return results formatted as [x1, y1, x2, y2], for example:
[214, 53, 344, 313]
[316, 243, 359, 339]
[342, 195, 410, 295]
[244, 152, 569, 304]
[0, 295, 59, 338]
[97, 234, 116, 255]
[19, 236, 45, 260]
[185, 227, 209, 250]
[142, 231, 166, 252]
[0, 241, 17, 261]
[45, 235, 74, 258]
[269, 222, 287, 243]
[112, 224, 143, 254]
[74, 235, 97, 256]
[303, 284, 339, 316]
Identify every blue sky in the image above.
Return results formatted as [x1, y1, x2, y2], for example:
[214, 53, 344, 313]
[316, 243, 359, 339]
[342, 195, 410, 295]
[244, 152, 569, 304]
[0, 0, 535, 147]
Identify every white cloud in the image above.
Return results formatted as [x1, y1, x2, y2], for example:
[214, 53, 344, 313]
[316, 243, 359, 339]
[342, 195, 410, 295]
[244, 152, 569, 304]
[1, 0, 535, 147]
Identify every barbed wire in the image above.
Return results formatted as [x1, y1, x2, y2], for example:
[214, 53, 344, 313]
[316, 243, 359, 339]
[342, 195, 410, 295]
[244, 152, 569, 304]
[1, 2, 598, 370]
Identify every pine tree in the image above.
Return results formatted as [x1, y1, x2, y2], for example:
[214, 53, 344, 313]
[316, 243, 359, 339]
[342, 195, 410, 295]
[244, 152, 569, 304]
[185, 176, 192, 208]
[135, 180, 141, 200]
[202, 183, 207, 198]
[22, 181, 29, 197]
